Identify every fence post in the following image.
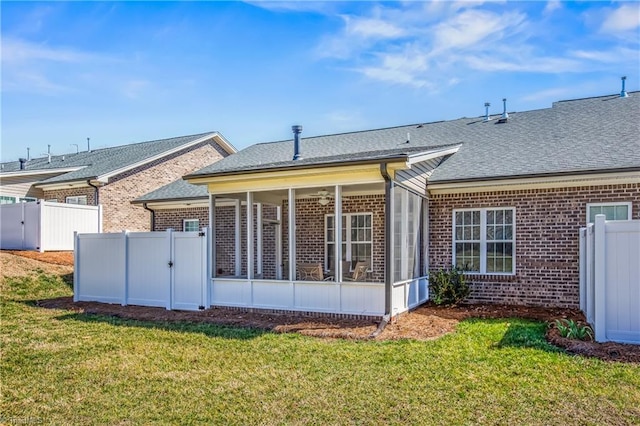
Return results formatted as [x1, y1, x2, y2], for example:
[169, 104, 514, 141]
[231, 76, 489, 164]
[202, 227, 209, 310]
[97, 205, 103, 233]
[73, 231, 79, 302]
[579, 228, 586, 313]
[594, 214, 606, 342]
[122, 230, 129, 306]
[167, 228, 173, 310]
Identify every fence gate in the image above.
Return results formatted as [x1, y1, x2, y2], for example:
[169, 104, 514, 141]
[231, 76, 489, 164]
[75, 229, 209, 311]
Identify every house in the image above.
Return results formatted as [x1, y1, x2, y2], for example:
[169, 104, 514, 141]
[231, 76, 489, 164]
[177, 89, 638, 318]
[0, 132, 236, 233]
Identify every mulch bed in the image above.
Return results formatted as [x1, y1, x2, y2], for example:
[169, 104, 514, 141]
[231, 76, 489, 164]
[8, 250, 638, 363]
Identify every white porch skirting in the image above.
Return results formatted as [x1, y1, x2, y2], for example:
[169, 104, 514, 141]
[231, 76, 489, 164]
[210, 278, 385, 316]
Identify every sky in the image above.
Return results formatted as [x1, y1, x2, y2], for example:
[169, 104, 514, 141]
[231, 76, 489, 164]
[1, 1, 639, 162]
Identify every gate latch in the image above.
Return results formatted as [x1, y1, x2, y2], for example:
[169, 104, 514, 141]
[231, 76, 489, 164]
[168, 261, 174, 268]
[198, 232, 205, 237]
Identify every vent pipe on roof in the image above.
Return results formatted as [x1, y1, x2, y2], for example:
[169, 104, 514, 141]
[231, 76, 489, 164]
[620, 76, 629, 98]
[483, 102, 491, 122]
[19, 158, 27, 170]
[292, 125, 303, 161]
[501, 98, 509, 120]
[46, 144, 51, 163]
[87, 137, 91, 152]
[27, 147, 30, 161]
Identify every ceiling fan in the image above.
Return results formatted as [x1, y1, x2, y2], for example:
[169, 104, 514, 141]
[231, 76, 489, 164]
[308, 189, 350, 206]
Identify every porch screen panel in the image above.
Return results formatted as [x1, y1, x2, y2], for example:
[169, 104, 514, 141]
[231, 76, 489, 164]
[393, 186, 423, 282]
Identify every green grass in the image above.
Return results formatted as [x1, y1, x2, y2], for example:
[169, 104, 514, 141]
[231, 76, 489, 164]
[2, 272, 639, 425]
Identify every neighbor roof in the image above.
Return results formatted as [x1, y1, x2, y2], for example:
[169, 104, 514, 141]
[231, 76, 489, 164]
[187, 92, 640, 183]
[1, 132, 234, 185]
[133, 178, 208, 203]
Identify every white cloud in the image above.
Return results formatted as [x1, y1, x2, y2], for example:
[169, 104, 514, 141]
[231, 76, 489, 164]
[600, 4, 640, 33]
[1, 37, 94, 64]
[543, 1, 562, 16]
[345, 16, 405, 39]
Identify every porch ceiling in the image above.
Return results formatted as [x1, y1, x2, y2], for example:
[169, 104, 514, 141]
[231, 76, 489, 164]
[219, 182, 385, 204]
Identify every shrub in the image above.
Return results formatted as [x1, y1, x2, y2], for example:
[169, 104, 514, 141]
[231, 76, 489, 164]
[428, 266, 470, 306]
[554, 319, 594, 341]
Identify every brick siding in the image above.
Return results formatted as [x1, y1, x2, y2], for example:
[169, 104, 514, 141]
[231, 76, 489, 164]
[428, 183, 640, 308]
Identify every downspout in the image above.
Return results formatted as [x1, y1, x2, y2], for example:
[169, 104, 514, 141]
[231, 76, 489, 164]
[87, 180, 100, 205]
[370, 162, 393, 338]
[143, 203, 156, 231]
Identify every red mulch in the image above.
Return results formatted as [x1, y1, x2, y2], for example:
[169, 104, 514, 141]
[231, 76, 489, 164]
[6, 251, 638, 363]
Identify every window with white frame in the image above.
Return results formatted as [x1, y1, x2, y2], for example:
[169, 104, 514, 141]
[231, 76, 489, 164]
[65, 195, 87, 205]
[586, 202, 631, 224]
[326, 213, 372, 272]
[453, 207, 515, 274]
[183, 219, 200, 232]
[0, 195, 17, 204]
[19, 197, 36, 203]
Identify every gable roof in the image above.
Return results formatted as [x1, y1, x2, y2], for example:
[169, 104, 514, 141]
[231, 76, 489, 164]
[133, 177, 208, 204]
[186, 92, 639, 183]
[1, 132, 235, 186]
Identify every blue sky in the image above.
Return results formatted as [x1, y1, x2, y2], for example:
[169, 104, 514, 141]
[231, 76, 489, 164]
[1, 1, 639, 162]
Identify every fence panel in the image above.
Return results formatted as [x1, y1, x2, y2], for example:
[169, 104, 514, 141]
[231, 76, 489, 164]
[0, 204, 25, 249]
[171, 230, 208, 310]
[127, 232, 172, 308]
[40, 202, 100, 251]
[580, 217, 640, 344]
[75, 233, 126, 304]
[604, 220, 640, 344]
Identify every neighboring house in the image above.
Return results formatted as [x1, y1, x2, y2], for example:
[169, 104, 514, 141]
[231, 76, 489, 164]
[177, 89, 638, 317]
[0, 132, 236, 233]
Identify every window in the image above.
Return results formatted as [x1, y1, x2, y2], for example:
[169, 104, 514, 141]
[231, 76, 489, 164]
[183, 219, 200, 232]
[453, 207, 515, 274]
[66, 195, 87, 205]
[19, 197, 36, 203]
[0, 196, 17, 204]
[587, 202, 631, 224]
[326, 213, 372, 271]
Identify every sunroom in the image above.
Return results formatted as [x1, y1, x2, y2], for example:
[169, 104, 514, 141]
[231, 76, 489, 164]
[184, 129, 459, 318]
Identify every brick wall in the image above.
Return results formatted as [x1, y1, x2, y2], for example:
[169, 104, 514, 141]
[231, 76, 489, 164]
[154, 207, 209, 231]
[43, 187, 96, 205]
[44, 140, 226, 232]
[429, 183, 639, 308]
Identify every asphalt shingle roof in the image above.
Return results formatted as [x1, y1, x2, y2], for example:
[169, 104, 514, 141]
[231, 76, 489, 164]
[188, 92, 640, 183]
[134, 178, 208, 203]
[1, 132, 219, 185]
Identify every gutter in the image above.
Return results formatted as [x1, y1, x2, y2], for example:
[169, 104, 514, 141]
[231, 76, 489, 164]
[142, 203, 156, 231]
[370, 162, 393, 338]
[87, 180, 100, 205]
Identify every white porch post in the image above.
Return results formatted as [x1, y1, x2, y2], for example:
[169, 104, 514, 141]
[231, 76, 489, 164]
[288, 188, 296, 281]
[334, 185, 342, 281]
[247, 192, 254, 280]
[210, 194, 216, 278]
[276, 206, 283, 280]
[234, 199, 241, 276]
[256, 202, 263, 276]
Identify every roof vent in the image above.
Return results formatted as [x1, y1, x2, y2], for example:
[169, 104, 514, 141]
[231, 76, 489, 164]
[27, 147, 30, 161]
[620, 76, 629, 98]
[483, 102, 492, 122]
[501, 98, 509, 120]
[19, 158, 27, 170]
[292, 125, 303, 161]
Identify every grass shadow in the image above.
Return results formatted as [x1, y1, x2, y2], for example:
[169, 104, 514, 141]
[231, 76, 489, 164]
[53, 311, 271, 340]
[493, 319, 561, 352]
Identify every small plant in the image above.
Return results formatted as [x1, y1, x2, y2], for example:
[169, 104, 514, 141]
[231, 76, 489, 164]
[428, 266, 470, 306]
[554, 319, 594, 341]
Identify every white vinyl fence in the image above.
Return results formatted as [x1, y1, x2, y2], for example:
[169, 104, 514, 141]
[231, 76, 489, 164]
[0, 201, 101, 251]
[74, 229, 209, 311]
[580, 215, 640, 344]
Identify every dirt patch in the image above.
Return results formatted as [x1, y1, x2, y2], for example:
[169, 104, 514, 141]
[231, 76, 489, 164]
[4, 251, 637, 362]
[4, 250, 74, 266]
[1, 251, 73, 279]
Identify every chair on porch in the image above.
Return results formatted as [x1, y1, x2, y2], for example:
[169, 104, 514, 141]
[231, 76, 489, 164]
[297, 263, 332, 281]
[343, 261, 369, 282]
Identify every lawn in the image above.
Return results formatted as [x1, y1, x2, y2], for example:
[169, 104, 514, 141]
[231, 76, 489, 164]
[2, 270, 639, 425]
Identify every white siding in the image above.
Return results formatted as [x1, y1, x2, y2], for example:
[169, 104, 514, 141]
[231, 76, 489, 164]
[395, 157, 442, 194]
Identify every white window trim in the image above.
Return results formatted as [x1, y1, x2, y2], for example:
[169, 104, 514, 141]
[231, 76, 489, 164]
[586, 202, 632, 225]
[183, 219, 200, 232]
[325, 212, 373, 272]
[0, 195, 18, 204]
[66, 195, 87, 205]
[452, 207, 516, 276]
